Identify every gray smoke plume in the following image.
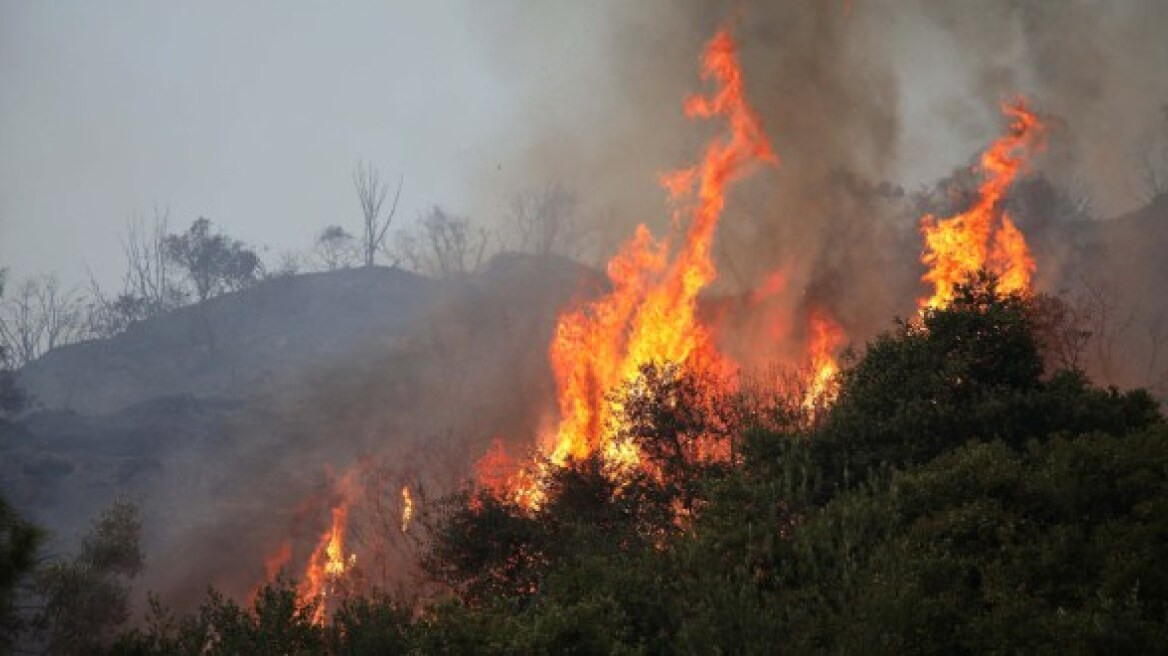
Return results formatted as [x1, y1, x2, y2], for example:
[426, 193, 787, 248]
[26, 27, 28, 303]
[467, 0, 1168, 359]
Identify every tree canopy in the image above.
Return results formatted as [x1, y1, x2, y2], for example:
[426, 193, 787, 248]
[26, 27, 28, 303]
[102, 275, 1168, 654]
[164, 218, 261, 303]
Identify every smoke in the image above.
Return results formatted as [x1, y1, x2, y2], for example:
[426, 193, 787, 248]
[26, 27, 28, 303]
[465, 0, 1168, 358]
[27, 0, 1168, 615]
[911, 0, 1168, 212]
[134, 258, 589, 608]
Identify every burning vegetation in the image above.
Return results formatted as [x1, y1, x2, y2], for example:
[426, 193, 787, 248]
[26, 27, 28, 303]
[539, 28, 774, 485]
[221, 22, 1161, 649]
[216, 22, 1168, 651]
[920, 99, 1043, 310]
[5, 4, 1168, 654]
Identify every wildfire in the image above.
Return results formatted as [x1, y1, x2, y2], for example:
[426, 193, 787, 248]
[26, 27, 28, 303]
[801, 311, 844, 415]
[299, 471, 357, 624]
[255, 22, 885, 622]
[544, 28, 775, 473]
[474, 437, 547, 509]
[749, 270, 788, 306]
[400, 485, 414, 533]
[920, 99, 1043, 309]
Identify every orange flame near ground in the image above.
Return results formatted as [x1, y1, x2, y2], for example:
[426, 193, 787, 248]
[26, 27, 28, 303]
[801, 311, 844, 415]
[475, 437, 547, 509]
[544, 29, 775, 473]
[920, 99, 1043, 309]
[299, 471, 357, 624]
[400, 485, 414, 533]
[260, 23, 869, 614]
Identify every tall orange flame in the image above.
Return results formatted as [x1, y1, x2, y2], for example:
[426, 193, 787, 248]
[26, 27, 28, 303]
[920, 99, 1043, 309]
[299, 471, 357, 624]
[801, 310, 844, 415]
[545, 28, 775, 472]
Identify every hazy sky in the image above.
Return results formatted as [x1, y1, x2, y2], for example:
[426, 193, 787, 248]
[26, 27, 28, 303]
[5, 1, 1163, 291]
[0, 1, 973, 291]
[0, 2, 564, 287]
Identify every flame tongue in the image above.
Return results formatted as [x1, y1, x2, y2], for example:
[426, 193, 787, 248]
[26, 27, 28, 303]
[545, 28, 775, 473]
[802, 310, 844, 415]
[400, 485, 414, 533]
[299, 471, 357, 624]
[920, 99, 1043, 309]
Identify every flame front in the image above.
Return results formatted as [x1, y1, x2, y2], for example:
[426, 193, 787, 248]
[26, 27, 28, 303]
[299, 472, 357, 624]
[256, 30, 1058, 616]
[801, 311, 844, 415]
[546, 28, 775, 471]
[920, 99, 1043, 309]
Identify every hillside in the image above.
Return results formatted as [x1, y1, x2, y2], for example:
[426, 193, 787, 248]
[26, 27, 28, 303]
[17, 266, 439, 415]
[0, 254, 601, 601]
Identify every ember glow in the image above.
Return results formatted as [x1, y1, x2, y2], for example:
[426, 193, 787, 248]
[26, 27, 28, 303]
[400, 485, 414, 533]
[544, 28, 775, 472]
[920, 99, 1043, 309]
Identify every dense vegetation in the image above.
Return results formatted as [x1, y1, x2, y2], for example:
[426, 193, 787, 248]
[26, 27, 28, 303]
[4, 276, 1166, 654]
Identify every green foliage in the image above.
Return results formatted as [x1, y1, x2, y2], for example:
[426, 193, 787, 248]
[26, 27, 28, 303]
[770, 430, 1168, 653]
[422, 452, 677, 611]
[109, 581, 322, 655]
[112, 583, 413, 655]
[813, 275, 1160, 496]
[613, 362, 737, 511]
[35, 496, 143, 654]
[421, 489, 549, 606]
[328, 592, 413, 655]
[0, 492, 43, 649]
[106, 274, 1168, 653]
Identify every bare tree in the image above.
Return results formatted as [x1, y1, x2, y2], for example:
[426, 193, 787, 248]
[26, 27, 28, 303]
[353, 161, 403, 268]
[1131, 104, 1168, 205]
[505, 183, 587, 257]
[1077, 273, 1137, 385]
[313, 225, 358, 270]
[82, 275, 139, 340]
[36, 275, 81, 352]
[393, 206, 490, 279]
[1140, 309, 1168, 396]
[1029, 291, 1094, 373]
[1135, 146, 1168, 204]
[0, 278, 44, 367]
[0, 274, 81, 367]
[265, 250, 305, 279]
[82, 209, 186, 339]
[390, 226, 424, 274]
[122, 207, 184, 315]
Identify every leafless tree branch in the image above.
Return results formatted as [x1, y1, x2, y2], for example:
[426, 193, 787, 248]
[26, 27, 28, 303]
[353, 161, 404, 267]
